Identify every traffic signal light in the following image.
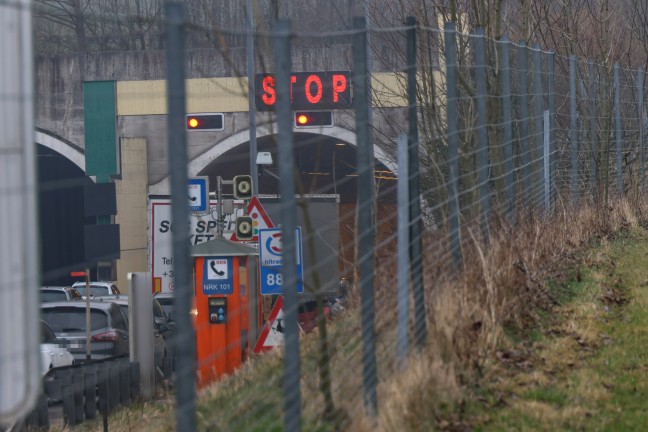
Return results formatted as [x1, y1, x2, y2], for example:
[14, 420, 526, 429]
[294, 111, 333, 128]
[186, 113, 224, 131]
[233, 175, 253, 200]
[235, 215, 254, 240]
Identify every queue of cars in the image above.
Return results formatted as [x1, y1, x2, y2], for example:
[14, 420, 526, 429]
[38, 283, 176, 375]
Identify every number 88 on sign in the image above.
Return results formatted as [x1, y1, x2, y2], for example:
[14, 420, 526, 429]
[258, 227, 303, 295]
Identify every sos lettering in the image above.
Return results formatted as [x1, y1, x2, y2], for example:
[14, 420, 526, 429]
[255, 71, 351, 111]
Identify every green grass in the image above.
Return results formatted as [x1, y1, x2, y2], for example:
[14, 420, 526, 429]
[464, 228, 648, 431]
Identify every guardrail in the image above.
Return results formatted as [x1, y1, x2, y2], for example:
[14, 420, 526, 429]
[23, 356, 141, 429]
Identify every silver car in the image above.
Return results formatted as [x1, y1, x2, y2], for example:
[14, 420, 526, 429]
[95, 296, 170, 376]
[71, 281, 121, 299]
[40, 301, 129, 361]
[40, 286, 82, 302]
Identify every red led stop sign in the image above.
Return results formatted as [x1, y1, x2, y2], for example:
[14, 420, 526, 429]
[255, 71, 351, 111]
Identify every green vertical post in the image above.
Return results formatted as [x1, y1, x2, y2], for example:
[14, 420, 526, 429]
[83, 81, 118, 183]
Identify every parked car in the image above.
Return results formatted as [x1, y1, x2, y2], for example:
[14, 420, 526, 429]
[153, 292, 174, 322]
[95, 295, 171, 376]
[297, 300, 332, 333]
[71, 281, 121, 299]
[40, 286, 82, 303]
[40, 301, 129, 361]
[94, 295, 176, 340]
[40, 320, 74, 376]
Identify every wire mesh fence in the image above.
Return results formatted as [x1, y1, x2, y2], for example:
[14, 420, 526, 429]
[4, 0, 648, 430]
[173, 13, 648, 431]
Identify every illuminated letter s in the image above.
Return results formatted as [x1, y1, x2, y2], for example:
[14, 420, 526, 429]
[262, 76, 276, 106]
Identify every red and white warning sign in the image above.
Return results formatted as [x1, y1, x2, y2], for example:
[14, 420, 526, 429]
[231, 196, 274, 242]
[253, 296, 285, 353]
[253, 296, 305, 353]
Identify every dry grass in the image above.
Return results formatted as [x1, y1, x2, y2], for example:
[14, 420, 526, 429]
[358, 196, 648, 430]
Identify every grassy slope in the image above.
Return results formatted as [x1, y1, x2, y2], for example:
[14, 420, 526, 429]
[55, 203, 648, 432]
[461, 228, 648, 431]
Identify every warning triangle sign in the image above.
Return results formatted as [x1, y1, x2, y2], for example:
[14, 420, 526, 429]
[253, 296, 305, 353]
[230, 196, 274, 242]
[253, 296, 285, 353]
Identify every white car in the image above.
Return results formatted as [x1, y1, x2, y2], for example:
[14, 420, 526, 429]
[40, 320, 74, 376]
[71, 281, 121, 299]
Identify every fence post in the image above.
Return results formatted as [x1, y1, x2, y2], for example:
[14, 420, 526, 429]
[165, 3, 196, 431]
[569, 55, 579, 204]
[353, 16, 378, 419]
[274, 18, 302, 432]
[533, 46, 544, 209]
[548, 52, 556, 211]
[475, 28, 490, 243]
[500, 36, 515, 222]
[445, 22, 461, 268]
[518, 42, 532, 210]
[637, 68, 645, 191]
[589, 60, 598, 197]
[544, 110, 550, 210]
[405, 16, 426, 349]
[614, 63, 622, 195]
[397, 133, 409, 368]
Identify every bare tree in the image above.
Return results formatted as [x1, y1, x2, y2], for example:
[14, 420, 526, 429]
[34, 0, 165, 54]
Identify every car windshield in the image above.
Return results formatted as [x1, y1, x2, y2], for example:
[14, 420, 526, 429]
[40, 321, 58, 343]
[40, 290, 68, 302]
[118, 305, 128, 321]
[75, 286, 109, 297]
[152, 300, 166, 319]
[41, 308, 108, 332]
[156, 296, 174, 317]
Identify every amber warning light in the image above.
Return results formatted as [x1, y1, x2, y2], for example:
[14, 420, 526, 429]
[294, 111, 333, 128]
[186, 113, 224, 131]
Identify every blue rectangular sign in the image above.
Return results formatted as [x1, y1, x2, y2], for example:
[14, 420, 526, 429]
[188, 177, 209, 213]
[259, 227, 303, 295]
[202, 257, 234, 295]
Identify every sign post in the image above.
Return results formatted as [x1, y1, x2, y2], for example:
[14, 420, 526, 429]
[258, 227, 304, 295]
[71, 270, 92, 361]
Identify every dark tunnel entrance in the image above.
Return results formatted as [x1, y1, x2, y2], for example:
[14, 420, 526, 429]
[197, 133, 397, 203]
[37, 144, 92, 286]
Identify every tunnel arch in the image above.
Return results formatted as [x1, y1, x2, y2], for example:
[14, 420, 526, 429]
[149, 124, 397, 195]
[35, 129, 86, 172]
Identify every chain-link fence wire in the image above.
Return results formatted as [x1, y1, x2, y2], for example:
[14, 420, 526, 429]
[6, 0, 648, 429]
[221, 21, 648, 431]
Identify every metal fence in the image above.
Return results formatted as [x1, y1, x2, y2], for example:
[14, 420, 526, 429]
[167, 10, 648, 431]
[4, 0, 648, 430]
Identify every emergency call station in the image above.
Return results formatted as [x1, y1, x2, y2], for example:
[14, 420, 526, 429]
[191, 237, 260, 386]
